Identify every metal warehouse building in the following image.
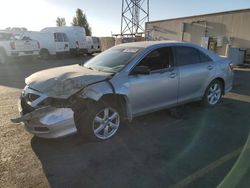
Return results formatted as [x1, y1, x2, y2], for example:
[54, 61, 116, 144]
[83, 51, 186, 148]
[145, 9, 250, 64]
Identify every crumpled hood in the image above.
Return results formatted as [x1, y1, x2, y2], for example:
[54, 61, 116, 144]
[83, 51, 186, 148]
[25, 65, 112, 99]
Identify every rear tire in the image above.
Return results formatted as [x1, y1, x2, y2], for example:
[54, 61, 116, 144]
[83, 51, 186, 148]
[203, 80, 223, 107]
[74, 101, 121, 141]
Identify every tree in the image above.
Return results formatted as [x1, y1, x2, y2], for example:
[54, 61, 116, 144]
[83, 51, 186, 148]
[71, 8, 92, 36]
[56, 17, 66, 26]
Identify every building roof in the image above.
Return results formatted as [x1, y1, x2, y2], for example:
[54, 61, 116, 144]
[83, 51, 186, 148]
[147, 8, 250, 24]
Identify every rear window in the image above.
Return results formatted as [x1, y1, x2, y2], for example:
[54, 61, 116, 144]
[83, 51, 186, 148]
[92, 37, 100, 44]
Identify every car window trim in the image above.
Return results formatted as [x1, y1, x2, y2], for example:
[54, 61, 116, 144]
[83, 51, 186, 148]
[150, 67, 175, 74]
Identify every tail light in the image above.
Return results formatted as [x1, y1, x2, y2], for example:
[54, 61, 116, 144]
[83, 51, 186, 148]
[10, 42, 15, 50]
[37, 42, 40, 49]
[76, 41, 79, 48]
[229, 63, 234, 71]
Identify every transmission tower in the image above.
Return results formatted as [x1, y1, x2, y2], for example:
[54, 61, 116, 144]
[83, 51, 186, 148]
[120, 0, 149, 36]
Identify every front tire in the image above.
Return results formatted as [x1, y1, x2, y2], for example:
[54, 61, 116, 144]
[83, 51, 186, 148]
[74, 102, 121, 141]
[203, 80, 223, 107]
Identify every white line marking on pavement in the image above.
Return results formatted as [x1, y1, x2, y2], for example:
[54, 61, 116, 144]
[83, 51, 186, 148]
[170, 147, 244, 188]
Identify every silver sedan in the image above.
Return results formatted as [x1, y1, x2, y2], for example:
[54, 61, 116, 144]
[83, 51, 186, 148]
[12, 41, 234, 140]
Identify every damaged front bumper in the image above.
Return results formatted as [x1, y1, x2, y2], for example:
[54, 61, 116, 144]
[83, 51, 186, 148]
[11, 106, 77, 139]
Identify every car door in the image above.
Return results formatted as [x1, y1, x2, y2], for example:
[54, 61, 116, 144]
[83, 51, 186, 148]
[62, 33, 69, 52]
[128, 47, 179, 116]
[173, 46, 215, 103]
[54, 33, 65, 53]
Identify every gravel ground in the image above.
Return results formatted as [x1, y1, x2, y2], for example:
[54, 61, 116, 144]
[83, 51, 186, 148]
[0, 58, 250, 188]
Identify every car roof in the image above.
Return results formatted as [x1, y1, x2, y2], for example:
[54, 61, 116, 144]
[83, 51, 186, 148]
[114, 40, 221, 61]
[114, 40, 189, 48]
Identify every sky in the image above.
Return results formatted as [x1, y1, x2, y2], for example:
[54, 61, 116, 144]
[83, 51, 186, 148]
[0, 0, 250, 36]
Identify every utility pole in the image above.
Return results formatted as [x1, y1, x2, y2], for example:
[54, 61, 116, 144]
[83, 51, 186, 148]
[120, 0, 149, 37]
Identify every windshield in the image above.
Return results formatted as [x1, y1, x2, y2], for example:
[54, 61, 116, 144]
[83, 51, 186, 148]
[84, 47, 142, 73]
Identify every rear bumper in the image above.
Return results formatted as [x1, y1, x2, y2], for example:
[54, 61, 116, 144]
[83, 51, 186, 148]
[10, 50, 39, 57]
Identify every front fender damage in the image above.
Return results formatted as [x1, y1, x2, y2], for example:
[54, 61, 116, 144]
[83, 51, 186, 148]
[11, 79, 116, 124]
[78, 81, 115, 101]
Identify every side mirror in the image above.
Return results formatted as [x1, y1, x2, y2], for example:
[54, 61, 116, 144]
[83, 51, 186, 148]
[131, 66, 150, 75]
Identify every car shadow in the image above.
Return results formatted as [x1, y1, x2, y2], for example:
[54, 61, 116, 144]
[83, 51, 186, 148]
[31, 96, 250, 188]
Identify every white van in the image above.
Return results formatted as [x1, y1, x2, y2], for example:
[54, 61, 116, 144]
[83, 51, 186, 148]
[0, 31, 39, 64]
[21, 31, 70, 58]
[41, 26, 87, 55]
[86, 36, 101, 54]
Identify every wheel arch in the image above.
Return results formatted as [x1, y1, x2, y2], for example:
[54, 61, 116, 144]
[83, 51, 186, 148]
[76, 81, 133, 121]
[99, 94, 132, 121]
[203, 77, 226, 98]
[212, 77, 225, 94]
[39, 48, 50, 54]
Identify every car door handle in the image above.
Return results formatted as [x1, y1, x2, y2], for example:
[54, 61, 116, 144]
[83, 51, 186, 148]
[207, 65, 214, 70]
[169, 72, 177, 78]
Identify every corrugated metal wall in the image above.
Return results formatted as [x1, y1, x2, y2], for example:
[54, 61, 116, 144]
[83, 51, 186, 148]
[146, 9, 250, 57]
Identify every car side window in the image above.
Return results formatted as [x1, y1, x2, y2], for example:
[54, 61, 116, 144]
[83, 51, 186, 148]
[56, 33, 64, 42]
[63, 33, 69, 42]
[138, 47, 173, 71]
[174, 46, 201, 66]
[199, 51, 212, 62]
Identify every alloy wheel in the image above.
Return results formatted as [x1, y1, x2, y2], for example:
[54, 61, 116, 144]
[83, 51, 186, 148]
[207, 83, 222, 105]
[92, 107, 120, 140]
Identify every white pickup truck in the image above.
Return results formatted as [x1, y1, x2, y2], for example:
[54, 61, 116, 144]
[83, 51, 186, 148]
[0, 31, 40, 64]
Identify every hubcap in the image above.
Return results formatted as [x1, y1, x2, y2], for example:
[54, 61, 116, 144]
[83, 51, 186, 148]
[92, 107, 120, 139]
[207, 83, 221, 105]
